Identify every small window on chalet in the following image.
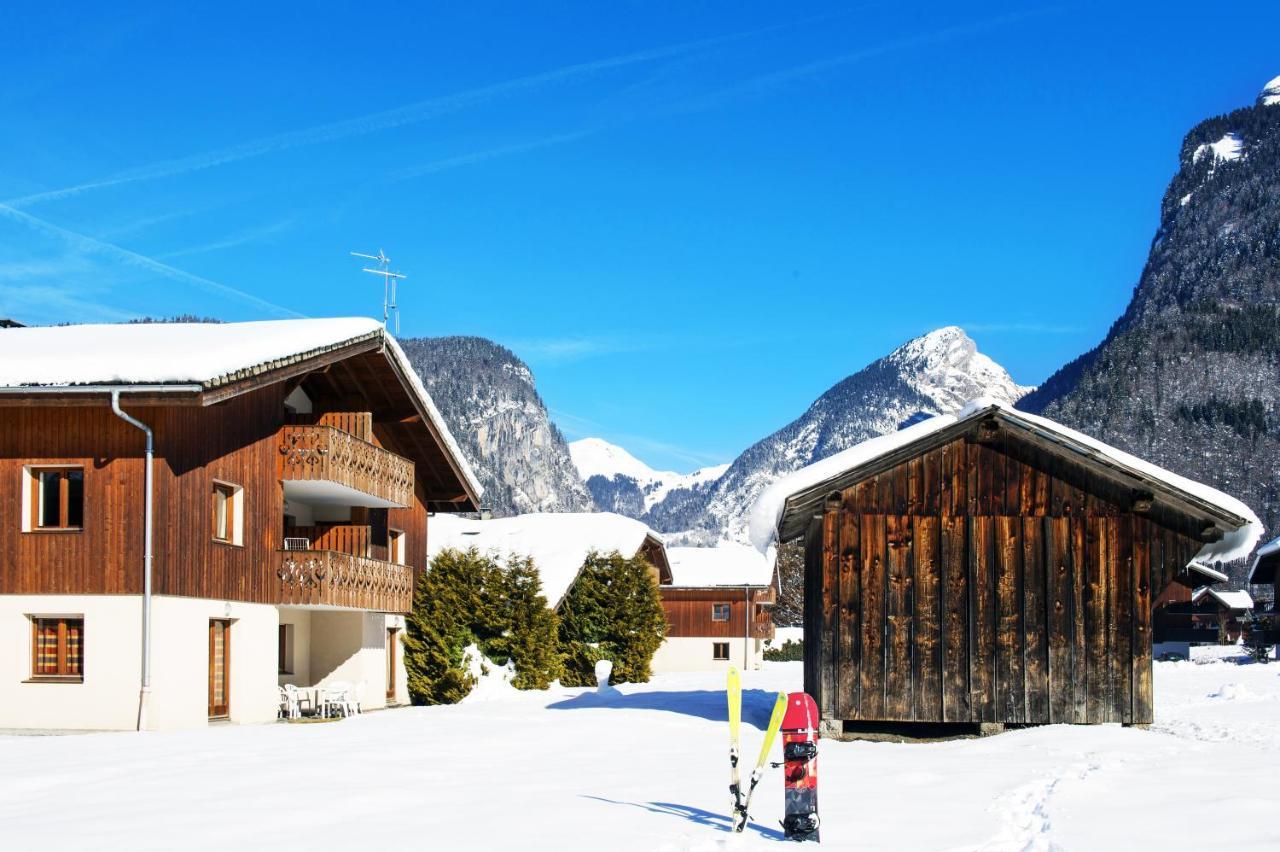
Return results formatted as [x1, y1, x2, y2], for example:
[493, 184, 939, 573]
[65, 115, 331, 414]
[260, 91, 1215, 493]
[212, 481, 244, 545]
[27, 467, 84, 531]
[711, 603, 731, 622]
[30, 616, 84, 681]
[713, 642, 730, 661]
[389, 529, 406, 565]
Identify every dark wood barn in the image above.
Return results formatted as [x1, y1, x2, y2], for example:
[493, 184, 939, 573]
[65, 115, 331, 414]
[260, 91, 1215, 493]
[766, 403, 1257, 733]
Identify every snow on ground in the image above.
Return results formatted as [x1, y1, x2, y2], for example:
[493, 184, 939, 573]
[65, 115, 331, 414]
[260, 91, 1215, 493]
[2, 654, 1277, 851]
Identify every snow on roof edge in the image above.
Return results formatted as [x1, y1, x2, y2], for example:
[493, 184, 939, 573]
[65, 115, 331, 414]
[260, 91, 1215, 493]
[748, 397, 1262, 569]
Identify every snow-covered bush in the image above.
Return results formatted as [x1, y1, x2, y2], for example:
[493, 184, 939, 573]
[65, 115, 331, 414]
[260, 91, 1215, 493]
[557, 550, 667, 686]
[404, 548, 560, 704]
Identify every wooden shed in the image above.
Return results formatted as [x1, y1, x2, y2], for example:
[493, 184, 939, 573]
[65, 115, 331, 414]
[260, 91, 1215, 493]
[754, 401, 1258, 733]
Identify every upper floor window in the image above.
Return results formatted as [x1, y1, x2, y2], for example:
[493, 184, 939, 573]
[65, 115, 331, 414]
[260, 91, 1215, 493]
[27, 467, 83, 531]
[31, 616, 84, 681]
[712, 603, 731, 622]
[212, 481, 244, 545]
[389, 529, 406, 565]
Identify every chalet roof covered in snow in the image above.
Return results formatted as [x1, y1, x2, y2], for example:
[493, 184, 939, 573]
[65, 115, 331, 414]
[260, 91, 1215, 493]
[1192, 587, 1254, 612]
[1249, 535, 1280, 585]
[750, 398, 1262, 570]
[427, 512, 668, 607]
[665, 544, 774, 589]
[0, 318, 482, 505]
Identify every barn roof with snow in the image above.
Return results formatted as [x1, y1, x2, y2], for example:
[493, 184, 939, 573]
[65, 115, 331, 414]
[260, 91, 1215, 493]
[750, 398, 1261, 573]
[427, 512, 670, 607]
[0, 318, 483, 508]
[665, 544, 775, 589]
[1249, 536, 1280, 585]
[1192, 587, 1254, 612]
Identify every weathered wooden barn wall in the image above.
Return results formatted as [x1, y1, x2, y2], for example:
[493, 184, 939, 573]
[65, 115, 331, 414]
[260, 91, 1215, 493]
[804, 431, 1208, 727]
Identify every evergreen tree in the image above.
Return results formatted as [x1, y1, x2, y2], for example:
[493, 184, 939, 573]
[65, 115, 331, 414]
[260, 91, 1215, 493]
[557, 550, 668, 686]
[491, 554, 563, 689]
[404, 547, 563, 703]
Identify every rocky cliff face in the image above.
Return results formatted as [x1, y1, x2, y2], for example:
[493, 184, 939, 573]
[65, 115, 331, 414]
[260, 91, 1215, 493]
[398, 336, 595, 516]
[1019, 76, 1280, 553]
[647, 326, 1030, 543]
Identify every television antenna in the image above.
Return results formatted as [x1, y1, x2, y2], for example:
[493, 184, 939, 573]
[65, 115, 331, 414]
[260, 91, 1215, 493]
[350, 249, 407, 334]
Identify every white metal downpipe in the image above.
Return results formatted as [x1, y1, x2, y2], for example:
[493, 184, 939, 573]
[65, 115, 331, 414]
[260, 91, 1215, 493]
[111, 391, 154, 731]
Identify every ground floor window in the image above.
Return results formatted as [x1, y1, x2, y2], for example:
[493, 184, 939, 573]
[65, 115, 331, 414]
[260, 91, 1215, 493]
[713, 641, 730, 661]
[30, 616, 84, 680]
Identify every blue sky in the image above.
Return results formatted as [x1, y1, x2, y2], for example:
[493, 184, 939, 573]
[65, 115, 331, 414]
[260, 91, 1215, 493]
[1, 2, 1277, 471]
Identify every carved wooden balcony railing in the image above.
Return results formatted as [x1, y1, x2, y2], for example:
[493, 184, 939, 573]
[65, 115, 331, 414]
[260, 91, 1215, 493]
[277, 424, 414, 507]
[751, 613, 776, 640]
[276, 549, 414, 613]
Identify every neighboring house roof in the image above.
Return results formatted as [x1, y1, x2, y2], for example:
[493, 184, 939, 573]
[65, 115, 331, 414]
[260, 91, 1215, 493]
[750, 398, 1261, 571]
[0, 318, 482, 508]
[1192, 587, 1255, 611]
[1248, 536, 1280, 585]
[666, 544, 774, 588]
[427, 512, 668, 607]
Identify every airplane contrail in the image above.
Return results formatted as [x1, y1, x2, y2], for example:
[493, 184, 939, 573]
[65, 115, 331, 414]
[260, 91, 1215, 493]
[3, 21, 802, 209]
[0, 203, 304, 318]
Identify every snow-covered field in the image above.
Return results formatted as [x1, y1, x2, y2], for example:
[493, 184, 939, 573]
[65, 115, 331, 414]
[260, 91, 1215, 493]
[2, 652, 1277, 851]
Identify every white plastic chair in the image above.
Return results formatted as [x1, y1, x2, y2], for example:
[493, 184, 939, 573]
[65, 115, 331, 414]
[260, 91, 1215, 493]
[322, 682, 356, 718]
[281, 684, 303, 719]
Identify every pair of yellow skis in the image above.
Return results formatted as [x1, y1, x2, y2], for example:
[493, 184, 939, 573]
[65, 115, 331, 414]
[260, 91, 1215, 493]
[726, 666, 788, 833]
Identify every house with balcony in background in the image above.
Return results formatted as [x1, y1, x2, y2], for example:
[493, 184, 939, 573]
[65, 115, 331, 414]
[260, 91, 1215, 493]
[653, 544, 776, 672]
[0, 318, 481, 730]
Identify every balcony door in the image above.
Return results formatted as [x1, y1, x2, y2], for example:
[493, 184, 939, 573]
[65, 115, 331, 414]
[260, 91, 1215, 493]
[208, 619, 231, 719]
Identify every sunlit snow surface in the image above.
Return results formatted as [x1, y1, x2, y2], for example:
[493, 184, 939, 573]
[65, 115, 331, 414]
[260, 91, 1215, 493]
[2, 652, 1277, 850]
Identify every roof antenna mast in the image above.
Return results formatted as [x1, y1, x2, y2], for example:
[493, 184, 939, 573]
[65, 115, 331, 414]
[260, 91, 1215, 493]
[349, 249, 407, 335]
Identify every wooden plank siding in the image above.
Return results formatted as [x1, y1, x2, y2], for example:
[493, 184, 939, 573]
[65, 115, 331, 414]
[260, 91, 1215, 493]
[808, 432, 1209, 727]
[1, 381, 432, 613]
[660, 588, 772, 639]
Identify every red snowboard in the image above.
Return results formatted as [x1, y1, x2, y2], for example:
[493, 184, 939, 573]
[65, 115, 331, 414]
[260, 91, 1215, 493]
[780, 692, 820, 842]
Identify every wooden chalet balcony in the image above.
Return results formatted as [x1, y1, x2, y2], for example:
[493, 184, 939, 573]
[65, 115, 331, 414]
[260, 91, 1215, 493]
[751, 613, 776, 641]
[277, 423, 414, 507]
[276, 547, 413, 613]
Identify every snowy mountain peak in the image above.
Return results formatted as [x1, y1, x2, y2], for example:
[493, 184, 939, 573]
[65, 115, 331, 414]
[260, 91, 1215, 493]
[1260, 74, 1280, 107]
[569, 437, 665, 482]
[887, 326, 1033, 412]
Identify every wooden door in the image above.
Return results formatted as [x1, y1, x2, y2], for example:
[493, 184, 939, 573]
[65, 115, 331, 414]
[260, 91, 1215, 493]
[208, 619, 231, 719]
[386, 628, 398, 701]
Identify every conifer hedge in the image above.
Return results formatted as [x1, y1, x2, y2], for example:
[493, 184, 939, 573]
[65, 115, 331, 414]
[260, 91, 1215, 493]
[404, 548, 561, 704]
[556, 550, 668, 687]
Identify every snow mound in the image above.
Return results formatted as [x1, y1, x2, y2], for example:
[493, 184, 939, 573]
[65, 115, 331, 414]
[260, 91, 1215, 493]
[1260, 74, 1280, 107]
[1193, 132, 1244, 165]
[1207, 683, 1260, 702]
[459, 644, 519, 703]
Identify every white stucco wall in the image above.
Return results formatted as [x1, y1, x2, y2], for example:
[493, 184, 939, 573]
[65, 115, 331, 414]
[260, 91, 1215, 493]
[147, 596, 279, 730]
[0, 594, 279, 731]
[294, 609, 407, 709]
[651, 636, 764, 674]
[0, 595, 144, 731]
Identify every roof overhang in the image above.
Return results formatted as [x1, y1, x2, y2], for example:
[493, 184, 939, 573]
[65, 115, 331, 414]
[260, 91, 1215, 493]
[775, 404, 1253, 550]
[1250, 539, 1280, 585]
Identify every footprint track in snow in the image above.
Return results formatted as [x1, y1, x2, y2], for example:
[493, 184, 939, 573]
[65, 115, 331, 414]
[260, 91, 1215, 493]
[976, 758, 1102, 852]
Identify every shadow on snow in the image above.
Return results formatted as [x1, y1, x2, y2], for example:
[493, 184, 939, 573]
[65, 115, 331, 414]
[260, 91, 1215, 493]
[580, 795, 785, 841]
[547, 688, 780, 728]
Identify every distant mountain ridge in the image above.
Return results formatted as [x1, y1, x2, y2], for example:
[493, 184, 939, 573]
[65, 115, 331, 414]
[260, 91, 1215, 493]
[586, 326, 1030, 543]
[1019, 75, 1280, 562]
[569, 437, 727, 518]
[399, 336, 594, 516]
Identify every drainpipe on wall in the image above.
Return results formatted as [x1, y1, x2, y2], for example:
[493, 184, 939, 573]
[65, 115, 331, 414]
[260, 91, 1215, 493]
[111, 391, 154, 732]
